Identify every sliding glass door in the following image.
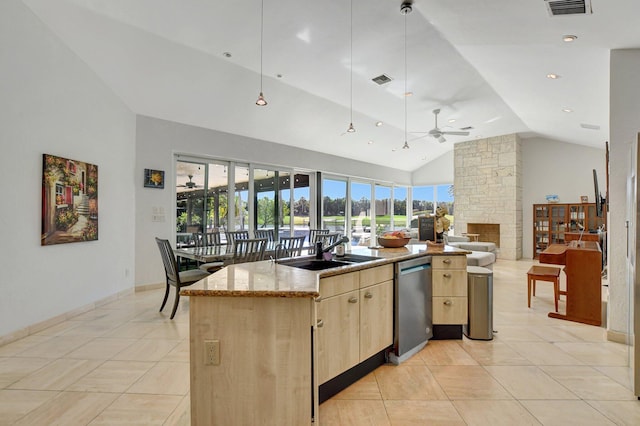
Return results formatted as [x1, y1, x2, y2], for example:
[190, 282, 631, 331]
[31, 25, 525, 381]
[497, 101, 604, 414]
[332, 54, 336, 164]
[176, 160, 206, 237]
[375, 184, 391, 236]
[393, 186, 408, 230]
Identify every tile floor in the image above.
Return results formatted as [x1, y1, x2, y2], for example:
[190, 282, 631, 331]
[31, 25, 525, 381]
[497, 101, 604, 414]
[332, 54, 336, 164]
[1, 259, 639, 425]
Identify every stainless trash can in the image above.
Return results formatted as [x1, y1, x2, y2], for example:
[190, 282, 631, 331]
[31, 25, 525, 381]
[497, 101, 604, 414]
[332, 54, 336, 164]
[463, 266, 493, 340]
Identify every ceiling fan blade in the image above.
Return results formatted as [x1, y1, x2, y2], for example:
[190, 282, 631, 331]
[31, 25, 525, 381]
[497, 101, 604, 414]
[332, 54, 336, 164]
[441, 131, 469, 136]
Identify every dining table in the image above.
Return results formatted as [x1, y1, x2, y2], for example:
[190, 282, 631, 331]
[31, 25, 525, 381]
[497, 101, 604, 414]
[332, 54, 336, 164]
[174, 241, 298, 264]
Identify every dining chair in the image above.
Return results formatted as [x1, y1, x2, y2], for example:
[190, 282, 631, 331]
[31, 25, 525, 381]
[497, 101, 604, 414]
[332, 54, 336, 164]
[225, 230, 250, 246]
[232, 238, 267, 264]
[254, 228, 275, 242]
[196, 231, 226, 273]
[155, 237, 210, 319]
[276, 235, 306, 258]
[192, 232, 205, 248]
[307, 229, 330, 254]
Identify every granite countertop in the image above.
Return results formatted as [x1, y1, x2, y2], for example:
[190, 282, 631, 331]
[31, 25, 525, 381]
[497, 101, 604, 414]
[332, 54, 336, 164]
[181, 243, 469, 298]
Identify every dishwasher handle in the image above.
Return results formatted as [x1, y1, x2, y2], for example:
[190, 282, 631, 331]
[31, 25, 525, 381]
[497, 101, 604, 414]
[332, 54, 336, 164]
[399, 263, 431, 276]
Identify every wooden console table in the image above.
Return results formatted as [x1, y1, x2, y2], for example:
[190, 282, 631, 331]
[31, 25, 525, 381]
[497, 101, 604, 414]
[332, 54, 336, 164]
[539, 241, 602, 326]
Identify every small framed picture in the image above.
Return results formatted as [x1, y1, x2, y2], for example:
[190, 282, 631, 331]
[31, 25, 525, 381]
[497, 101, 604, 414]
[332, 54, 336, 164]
[144, 169, 165, 188]
[580, 195, 588, 203]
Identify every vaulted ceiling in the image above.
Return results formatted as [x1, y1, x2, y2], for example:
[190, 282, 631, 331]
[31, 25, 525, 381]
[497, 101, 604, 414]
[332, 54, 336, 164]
[22, 0, 640, 170]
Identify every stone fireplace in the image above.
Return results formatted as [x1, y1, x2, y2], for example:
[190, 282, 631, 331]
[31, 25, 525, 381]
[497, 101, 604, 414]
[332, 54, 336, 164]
[453, 134, 522, 260]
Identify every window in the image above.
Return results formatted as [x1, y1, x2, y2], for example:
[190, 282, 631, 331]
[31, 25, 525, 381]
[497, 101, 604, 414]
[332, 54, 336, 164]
[291, 174, 311, 239]
[176, 156, 312, 245]
[375, 184, 391, 235]
[254, 167, 276, 232]
[176, 160, 206, 234]
[412, 186, 434, 221]
[351, 181, 371, 246]
[411, 184, 455, 234]
[393, 186, 408, 230]
[234, 165, 250, 231]
[322, 178, 347, 237]
[436, 184, 455, 234]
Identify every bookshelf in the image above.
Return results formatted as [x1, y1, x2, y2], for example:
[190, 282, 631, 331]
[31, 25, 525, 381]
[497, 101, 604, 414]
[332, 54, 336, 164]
[533, 203, 605, 259]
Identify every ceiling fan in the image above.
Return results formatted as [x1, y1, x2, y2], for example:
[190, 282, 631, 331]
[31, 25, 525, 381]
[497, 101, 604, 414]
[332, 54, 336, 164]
[177, 175, 199, 189]
[413, 109, 470, 143]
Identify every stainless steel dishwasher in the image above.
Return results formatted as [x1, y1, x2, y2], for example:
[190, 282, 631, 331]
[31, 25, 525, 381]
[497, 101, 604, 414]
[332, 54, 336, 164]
[389, 256, 432, 365]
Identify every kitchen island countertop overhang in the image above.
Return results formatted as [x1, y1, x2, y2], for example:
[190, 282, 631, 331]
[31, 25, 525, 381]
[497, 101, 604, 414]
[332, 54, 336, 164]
[180, 243, 469, 298]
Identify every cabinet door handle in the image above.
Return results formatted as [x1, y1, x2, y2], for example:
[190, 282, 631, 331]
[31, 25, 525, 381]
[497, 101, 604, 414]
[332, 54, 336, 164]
[348, 297, 358, 304]
[314, 296, 323, 303]
[364, 292, 373, 299]
[443, 300, 452, 306]
[442, 258, 451, 264]
[317, 319, 324, 328]
[443, 273, 451, 278]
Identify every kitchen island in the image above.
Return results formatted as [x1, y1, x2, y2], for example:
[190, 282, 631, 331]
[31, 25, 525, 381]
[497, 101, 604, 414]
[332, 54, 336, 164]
[181, 244, 467, 425]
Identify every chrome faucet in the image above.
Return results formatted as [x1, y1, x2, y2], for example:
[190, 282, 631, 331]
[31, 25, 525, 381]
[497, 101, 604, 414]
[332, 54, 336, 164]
[315, 236, 349, 260]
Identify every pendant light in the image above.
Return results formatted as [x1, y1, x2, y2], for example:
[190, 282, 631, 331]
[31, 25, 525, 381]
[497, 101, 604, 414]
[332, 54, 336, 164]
[346, 0, 355, 133]
[401, 1, 412, 149]
[255, 0, 267, 106]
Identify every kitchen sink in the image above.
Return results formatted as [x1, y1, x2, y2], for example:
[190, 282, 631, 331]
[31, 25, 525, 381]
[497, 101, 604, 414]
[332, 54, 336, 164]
[277, 253, 381, 270]
[277, 258, 353, 271]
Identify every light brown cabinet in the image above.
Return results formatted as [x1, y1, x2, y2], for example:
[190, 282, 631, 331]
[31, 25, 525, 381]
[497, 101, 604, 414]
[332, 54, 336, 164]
[316, 264, 394, 384]
[359, 280, 394, 362]
[533, 203, 605, 258]
[316, 289, 359, 384]
[432, 255, 467, 324]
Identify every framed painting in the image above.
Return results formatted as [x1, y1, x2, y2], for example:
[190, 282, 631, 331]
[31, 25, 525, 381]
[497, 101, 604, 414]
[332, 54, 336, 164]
[42, 154, 98, 245]
[144, 168, 165, 188]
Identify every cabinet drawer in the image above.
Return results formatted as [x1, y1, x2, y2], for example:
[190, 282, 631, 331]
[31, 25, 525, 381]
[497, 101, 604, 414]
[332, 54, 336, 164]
[433, 296, 468, 324]
[432, 255, 466, 270]
[432, 270, 467, 297]
[359, 264, 393, 288]
[319, 271, 359, 299]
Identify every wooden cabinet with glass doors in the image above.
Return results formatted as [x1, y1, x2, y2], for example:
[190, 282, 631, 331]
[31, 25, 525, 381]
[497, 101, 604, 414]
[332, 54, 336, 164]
[533, 203, 605, 259]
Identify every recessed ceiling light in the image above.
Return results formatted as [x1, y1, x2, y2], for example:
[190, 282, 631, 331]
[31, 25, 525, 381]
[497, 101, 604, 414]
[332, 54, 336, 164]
[375, 121, 383, 127]
[448, 119, 456, 123]
[277, 74, 283, 78]
[562, 108, 573, 113]
[404, 92, 413, 97]
[547, 73, 560, 79]
[391, 148, 397, 152]
[368, 140, 374, 145]
[223, 52, 232, 58]
[563, 35, 578, 42]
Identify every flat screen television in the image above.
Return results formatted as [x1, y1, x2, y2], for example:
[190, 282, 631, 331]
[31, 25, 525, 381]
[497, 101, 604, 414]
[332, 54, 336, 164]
[593, 169, 606, 218]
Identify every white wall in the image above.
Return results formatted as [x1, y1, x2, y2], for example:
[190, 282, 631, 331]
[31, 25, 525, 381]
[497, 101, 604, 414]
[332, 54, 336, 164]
[522, 137, 606, 259]
[0, 0, 136, 337]
[134, 116, 412, 286]
[609, 49, 640, 339]
[411, 150, 454, 185]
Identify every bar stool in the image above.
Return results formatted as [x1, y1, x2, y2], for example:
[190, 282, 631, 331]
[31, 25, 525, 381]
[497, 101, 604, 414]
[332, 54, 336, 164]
[527, 265, 562, 312]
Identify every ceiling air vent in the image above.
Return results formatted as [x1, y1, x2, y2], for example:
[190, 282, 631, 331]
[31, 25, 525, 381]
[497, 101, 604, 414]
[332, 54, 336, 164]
[460, 126, 474, 131]
[372, 74, 393, 85]
[545, 0, 592, 16]
[580, 123, 600, 130]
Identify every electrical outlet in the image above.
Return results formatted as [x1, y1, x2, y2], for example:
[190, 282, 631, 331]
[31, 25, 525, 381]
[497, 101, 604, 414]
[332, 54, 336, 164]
[204, 340, 220, 365]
